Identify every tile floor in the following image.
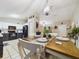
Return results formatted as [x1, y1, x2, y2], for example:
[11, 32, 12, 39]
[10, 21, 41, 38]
[2, 39, 21, 59]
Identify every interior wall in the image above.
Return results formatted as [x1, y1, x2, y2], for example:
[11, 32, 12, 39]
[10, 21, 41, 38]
[0, 18, 25, 24]
[39, 0, 78, 28]
[0, 22, 23, 33]
[72, 3, 79, 27]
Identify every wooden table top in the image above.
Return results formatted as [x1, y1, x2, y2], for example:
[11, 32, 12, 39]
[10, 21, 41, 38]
[46, 38, 79, 59]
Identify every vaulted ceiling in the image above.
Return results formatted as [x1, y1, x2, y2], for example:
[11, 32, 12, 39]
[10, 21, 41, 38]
[0, 0, 79, 24]
[0, 0, 47, 24]
[0, 0, 47, 16]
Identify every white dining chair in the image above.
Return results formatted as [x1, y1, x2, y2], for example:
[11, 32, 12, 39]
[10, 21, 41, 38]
[18, 38, 45, 59]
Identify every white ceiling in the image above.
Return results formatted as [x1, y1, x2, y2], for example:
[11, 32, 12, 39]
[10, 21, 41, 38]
[0, 0, 28, 17]
[0, 0, 47, 24]
[0, 0, 46, 16]
[0, 0, 79, 24]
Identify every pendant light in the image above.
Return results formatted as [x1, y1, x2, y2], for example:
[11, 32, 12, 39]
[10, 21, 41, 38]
[43, 0, 50, 16]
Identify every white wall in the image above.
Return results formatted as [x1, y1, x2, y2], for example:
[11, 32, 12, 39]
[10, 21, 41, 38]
[39, 0, 78, 27]
[0, 17, 26, 24]
[72, 3, 79, 27]
[0, 22, 23, 33]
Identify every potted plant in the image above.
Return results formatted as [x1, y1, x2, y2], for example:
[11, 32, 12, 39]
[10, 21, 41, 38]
[43, 27, 49, 37]
[68, 26, 79, 39]
[67, 26, 79, 48]
[43, 26, 52, 38]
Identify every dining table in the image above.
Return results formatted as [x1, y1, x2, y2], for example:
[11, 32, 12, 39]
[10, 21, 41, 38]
[20, 37, 79, 59]
[45, 37, 79, 59]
